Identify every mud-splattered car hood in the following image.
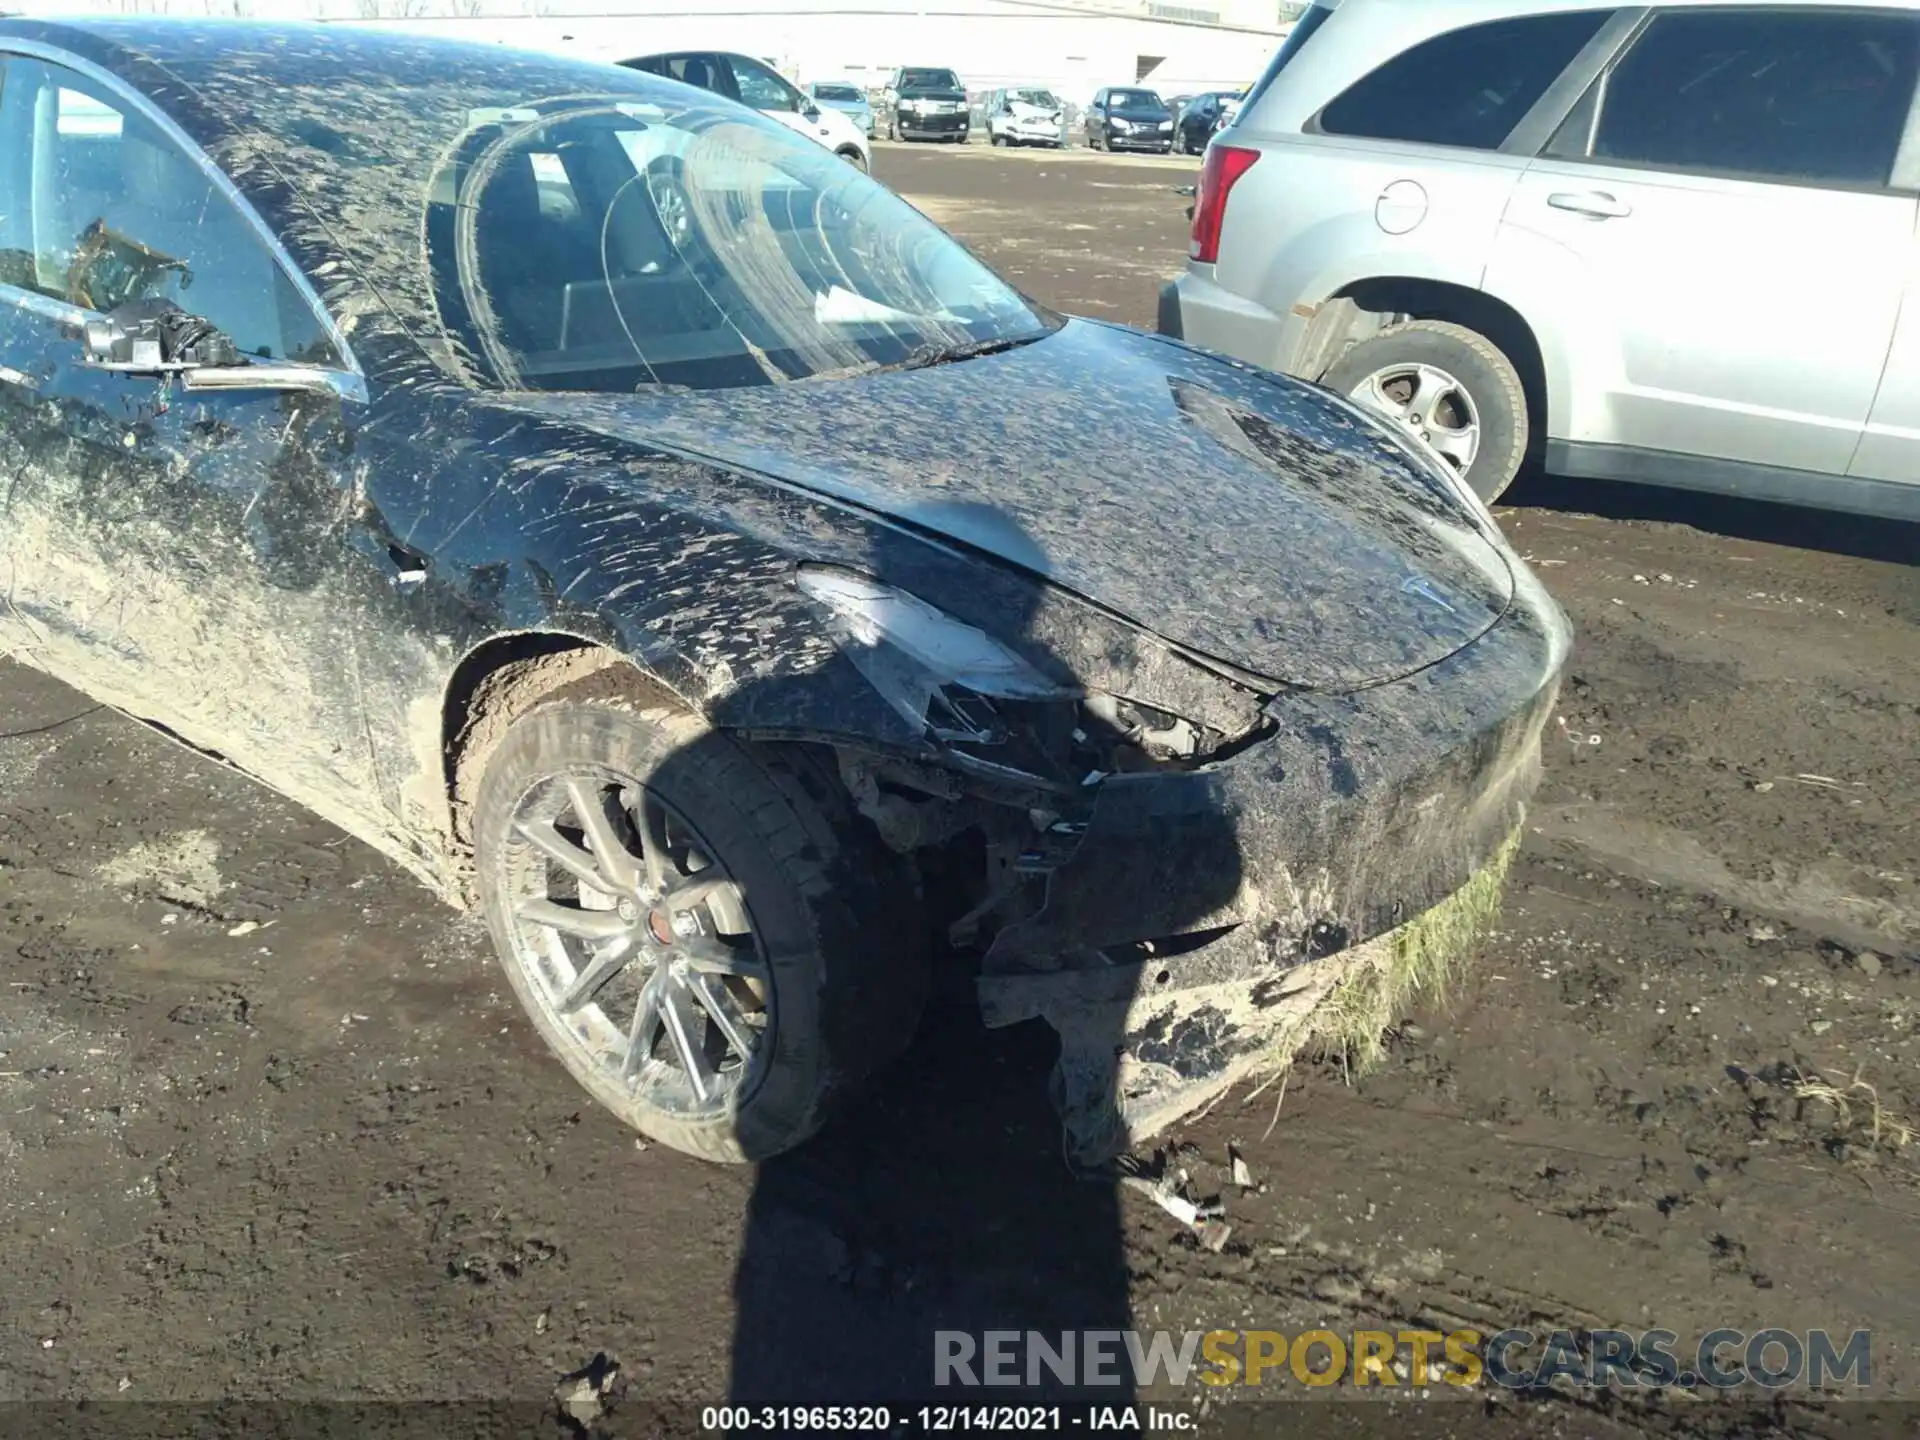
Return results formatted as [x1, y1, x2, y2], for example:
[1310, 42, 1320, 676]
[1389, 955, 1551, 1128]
[502, 320, 1515, 693]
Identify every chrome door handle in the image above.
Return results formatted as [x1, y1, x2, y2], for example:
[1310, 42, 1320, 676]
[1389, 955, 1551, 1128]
[1548, 190, 1632, 219]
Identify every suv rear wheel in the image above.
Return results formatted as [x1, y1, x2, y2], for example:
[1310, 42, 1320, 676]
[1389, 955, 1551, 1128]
[1322, 320, 1527, 505]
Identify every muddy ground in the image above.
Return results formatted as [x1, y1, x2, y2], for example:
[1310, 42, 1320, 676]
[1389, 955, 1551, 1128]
[0, 142, 1916, 1435]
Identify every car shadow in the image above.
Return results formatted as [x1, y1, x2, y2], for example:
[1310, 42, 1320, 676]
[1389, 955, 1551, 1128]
[682, 504, 1248, 1410]
[1506, 466, 1920, 568]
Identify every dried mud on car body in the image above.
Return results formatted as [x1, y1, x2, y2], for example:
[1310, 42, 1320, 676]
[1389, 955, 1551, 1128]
[0, 143, 1915, 1420]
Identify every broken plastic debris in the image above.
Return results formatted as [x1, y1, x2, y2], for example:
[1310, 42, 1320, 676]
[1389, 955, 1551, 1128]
[554, 1354, 620, 1428]
[1197, 1219, 1232, 1253]
[1123, 1174, 1200, 1226]
[227, 920, 261, 937]
[555, 1377, 601, 1426]
[1229, 1147, 1254, 1190]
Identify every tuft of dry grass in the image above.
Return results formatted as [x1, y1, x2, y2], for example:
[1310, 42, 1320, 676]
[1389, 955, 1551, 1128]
[1789, 1065, 1916, 1155]
[1242, 827, 1520, 1137]
[1306, 826, 1521, 1078]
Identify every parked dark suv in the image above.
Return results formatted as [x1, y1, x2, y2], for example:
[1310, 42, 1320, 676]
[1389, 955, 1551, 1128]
[882, 65, 970, 142]
[1085, 86, 1175, 153]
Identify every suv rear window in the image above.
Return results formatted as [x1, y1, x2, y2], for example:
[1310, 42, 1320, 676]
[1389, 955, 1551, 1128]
[1318, 10, 1610, 150]
[1564, 8, 1920, 187]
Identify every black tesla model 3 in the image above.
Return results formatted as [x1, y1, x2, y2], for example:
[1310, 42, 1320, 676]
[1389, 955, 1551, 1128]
[0, 19, 1569, 1164]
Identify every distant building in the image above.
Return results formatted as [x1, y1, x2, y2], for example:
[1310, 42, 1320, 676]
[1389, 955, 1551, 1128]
[6, 0, 1291, 99]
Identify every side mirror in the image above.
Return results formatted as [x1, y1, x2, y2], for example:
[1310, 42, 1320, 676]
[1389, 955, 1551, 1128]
[803, 103, 821, 121]
[81, 298, 344, 395]
[84, 297, 239, 373]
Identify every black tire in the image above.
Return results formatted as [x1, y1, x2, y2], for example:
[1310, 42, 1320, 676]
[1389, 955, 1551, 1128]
[1320, 319, 1529, 505]
[991, 132, 1007, 147]
[474, 676, 928, 1164]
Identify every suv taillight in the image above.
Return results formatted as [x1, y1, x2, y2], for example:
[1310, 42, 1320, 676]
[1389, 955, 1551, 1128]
[1189, 144, 1258, 265]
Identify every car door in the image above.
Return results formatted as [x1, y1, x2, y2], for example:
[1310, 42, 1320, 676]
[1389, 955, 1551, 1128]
[1491, 5, 1920, 477]
[0, 53, 418, 851]
[1189, 95, 1218, 147]
[1853, 210, 1920, 488]
[1088, 89, 1106, 140]
[725, 54, 835, 149]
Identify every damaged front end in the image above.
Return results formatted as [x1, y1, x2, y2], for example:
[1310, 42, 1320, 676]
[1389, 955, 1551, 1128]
[794, 557, 1572, 1166]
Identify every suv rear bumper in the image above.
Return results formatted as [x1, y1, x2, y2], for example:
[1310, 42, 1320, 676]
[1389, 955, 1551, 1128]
[1158, 268, 1301, 375]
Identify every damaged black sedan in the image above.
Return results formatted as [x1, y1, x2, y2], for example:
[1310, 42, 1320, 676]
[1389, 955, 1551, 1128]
[0, 20, 1570, 1165]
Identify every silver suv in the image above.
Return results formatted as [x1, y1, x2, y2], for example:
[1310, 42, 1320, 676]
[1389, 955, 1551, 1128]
[1160, 0, 1920, 517]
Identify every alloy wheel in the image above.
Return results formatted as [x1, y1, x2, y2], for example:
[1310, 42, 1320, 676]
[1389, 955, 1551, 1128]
[1348, 362, 1482, 476]
[500, 769, 770, 1119]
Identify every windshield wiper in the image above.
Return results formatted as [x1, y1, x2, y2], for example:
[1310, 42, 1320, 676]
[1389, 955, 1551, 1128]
[879, 334, 1045, 375]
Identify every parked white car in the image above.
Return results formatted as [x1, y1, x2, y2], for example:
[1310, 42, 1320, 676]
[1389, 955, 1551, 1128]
[1160, 0, 1920, 519]
[621, 50, 872, 171]
[985, 86, 1065, 147]
[807, 79, 874, 137]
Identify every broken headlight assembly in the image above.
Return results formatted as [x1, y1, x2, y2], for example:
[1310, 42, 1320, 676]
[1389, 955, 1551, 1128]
[796, 565, 1074, 705]
[795, 564, 1221, 790]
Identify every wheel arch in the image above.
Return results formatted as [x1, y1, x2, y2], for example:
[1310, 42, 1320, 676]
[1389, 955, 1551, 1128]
[1329, 278, 1551, 459]
[439, 630, 691, 868]
[433, 618, 938, 893]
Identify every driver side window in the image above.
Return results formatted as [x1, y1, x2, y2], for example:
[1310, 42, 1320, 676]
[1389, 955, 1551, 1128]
[0, 56, 337, 364]
[729, 56, 801, 113]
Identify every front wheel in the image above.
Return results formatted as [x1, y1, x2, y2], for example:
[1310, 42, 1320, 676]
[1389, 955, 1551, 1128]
[991, 131, 1007, 147]
[1321, 320, 1529, 505]
[838, 146, 869, 173]
[474, 678, 928, 1163]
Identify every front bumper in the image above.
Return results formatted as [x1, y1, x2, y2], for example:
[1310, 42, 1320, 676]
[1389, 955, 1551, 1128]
[978, 566, 1571, 1163]
[898, 111, 968, 136]
[1106, 127, 1174, 150]
[999, 120, 1062, 144]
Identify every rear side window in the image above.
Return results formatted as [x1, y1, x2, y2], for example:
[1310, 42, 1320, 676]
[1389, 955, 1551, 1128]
[1317, 10, 1611, 150]
[626, 54, 735, 99]
[1563, 8, 1920, 187]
